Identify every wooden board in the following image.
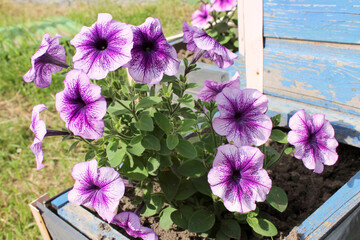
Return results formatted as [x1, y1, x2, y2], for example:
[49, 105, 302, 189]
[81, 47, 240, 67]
[296, 170, 360, 239]
[263, 0, 360, 44]
[29, 194, 51, 240]
[263, 38, 360, 116]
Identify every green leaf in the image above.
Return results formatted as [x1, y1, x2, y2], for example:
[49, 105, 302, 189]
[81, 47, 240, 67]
[215, 22, 229, 33]
[125, 158, 148, 181]
[216, 230, 231, 240]
[142, 193, 165, 217]
[147, 157, 160, 175]
[106, 140, 119, 160]
[234, 212, 248, 223]
[188, 209, 215, 233]
[271, 114, 281, 127]
[160, 207, 177, 230]
[178, 94, 195, 107]
[265, 186, 288, 212]
[159, 139, 172, 155]
[107, 101, 131, 115]
[247, 217, 278, 237]
[109, 148, 126, 167]
[177, 160, 206, 177]
[85, 151, 95, 161]
[166, 135, 179, 150]
[134, 114, 154, 131]
[186, 83, 199, 89]
[220, 219, 241, 239]
[154, 112, 172, 134]
[134, 83, 149, 92]
[68, 141, 79, 153]
[191, 175, 212, 196]
[171, 205, 193, 229]
[179, 119, 196, 132]
[175, 180, 196, 200]
[141, 135, 161, 151]
[285, 147, 294, 155]
[159, 155, 173, 169]
[136, 96, 162, 110]
[127, 141, 145, 156]
[270, 129, 288, 143]
[176, 139, 197, 159]
[159, 170, 180, 201]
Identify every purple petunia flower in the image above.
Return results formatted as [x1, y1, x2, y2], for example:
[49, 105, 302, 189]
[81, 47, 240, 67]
[208, 145, 272, 213]
[287, 109, 338, 174]
[213, 87, 272, 146]
[55, 69, 107, 140]
[125, 17, 180, 85]
[198, 71, 240, 102]
[70, 13, 133, 80]
[183, 22, 237, 69]
[30, 104, 48, 170]
[68, 159, 125, 222]
[211, 0, 237, 12]
[191, 4, 214, 28]
[23, 33, 68, 88]
[112, 212, 158, 240]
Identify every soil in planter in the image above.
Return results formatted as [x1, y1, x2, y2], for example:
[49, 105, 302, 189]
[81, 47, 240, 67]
[263, 140, 360, 240]
[112, 141, 360, 240]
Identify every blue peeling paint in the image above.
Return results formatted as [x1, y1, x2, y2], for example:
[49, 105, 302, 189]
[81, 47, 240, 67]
[264, 0, 360, 44]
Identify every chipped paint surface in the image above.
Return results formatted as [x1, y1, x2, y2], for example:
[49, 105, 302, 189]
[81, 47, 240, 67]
[264, 0, 360, 44]
[264, 38, 360, 116]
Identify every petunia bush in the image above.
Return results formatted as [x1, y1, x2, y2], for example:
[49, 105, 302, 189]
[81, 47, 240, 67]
[188, 0, 239, 53]
[26, 13, 338, 239]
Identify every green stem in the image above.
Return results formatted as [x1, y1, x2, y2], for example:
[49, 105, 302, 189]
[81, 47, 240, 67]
[266, 143, 289, 169]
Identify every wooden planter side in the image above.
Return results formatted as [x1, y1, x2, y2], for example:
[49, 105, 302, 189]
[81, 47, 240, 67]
[48, 190, 130, 240]
[296, 170, 360, 239]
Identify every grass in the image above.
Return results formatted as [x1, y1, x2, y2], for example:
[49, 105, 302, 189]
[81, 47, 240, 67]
[0, 0, 196, 239]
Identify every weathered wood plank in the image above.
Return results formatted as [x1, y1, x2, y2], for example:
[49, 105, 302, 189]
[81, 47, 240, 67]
[244, 0, 264, 91]
[296, 170, 360, 239]
[263, 38, 360, 116]
[264, 0, 360, 44]
[58, 203, 129, 240]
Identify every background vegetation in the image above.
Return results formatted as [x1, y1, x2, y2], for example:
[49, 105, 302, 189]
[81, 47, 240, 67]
[0, 0, 195, 238]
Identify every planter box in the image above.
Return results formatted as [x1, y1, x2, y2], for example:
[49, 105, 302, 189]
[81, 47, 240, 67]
[31, 189, 130, 240]
[31, 170, 360, 239]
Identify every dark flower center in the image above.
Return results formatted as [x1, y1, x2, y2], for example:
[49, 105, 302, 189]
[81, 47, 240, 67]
[232, 169, 242, 183]
[142, 41, 157, 53]
[234, 112, 243, 123]
[308, 132, 318, 145]
[202, 14, 208, 19]
[94, 38, 108, 51]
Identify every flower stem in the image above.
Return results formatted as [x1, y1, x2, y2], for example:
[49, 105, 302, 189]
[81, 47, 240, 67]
[266, 143, 290, 169]
[45, 129, 70, 137]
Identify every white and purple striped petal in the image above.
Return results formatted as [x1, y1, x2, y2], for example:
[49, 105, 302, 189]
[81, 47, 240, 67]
[211, 0, 237, 12]
[182, 22, 237, 68]
[30, 104, 48, 170]
[287, 109, 338, 174]
[198, 71, 240, 102]
[191, 4, 214, 28]
[112, 212, 158, 240]
[208, 145, 272, 213]
[71, 13, 133, 80]
[23, 33, 68, 88]
[125, 17, 180, 85]
[68, 159, 125, 223]
[213, 88, 272, 146]
[55, 69, 106, 140]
